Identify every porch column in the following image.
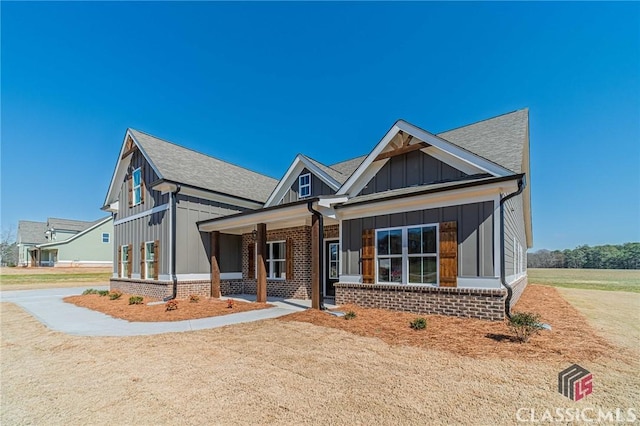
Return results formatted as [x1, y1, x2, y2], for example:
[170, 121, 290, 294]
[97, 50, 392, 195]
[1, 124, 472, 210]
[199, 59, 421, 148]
[210, 231, 221, 298]
[256, 223, 267, 303]
[310, 214, 320, 309]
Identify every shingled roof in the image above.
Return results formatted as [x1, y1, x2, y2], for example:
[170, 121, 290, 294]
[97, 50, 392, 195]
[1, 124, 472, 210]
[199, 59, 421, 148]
[437, 109, 528, 174]
[129, 129, 278, 203]
[17, 221, 48, 244]
[47, 218, 96, 233]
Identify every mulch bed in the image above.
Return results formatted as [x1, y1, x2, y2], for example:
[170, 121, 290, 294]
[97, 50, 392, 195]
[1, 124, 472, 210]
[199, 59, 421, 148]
[64, 294, 273, 322]
[278, 284, 613, 361]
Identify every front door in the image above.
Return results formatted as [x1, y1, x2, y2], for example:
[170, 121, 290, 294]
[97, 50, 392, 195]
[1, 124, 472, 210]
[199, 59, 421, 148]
[325, 240, 339, 297]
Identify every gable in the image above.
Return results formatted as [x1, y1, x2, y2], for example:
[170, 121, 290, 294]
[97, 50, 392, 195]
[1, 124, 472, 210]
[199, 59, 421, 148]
[279, 168, 336, 205]
[359, 149, 476, 196]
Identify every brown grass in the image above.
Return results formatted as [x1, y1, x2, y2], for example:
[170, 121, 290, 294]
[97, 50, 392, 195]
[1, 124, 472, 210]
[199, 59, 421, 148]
[64, 294, 273, 322]
[279, 285, 613, 362]
[0, 267, 111, 275]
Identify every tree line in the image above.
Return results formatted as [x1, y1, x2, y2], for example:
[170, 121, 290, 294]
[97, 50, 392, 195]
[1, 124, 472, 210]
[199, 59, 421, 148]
[527, 243, 640, 269]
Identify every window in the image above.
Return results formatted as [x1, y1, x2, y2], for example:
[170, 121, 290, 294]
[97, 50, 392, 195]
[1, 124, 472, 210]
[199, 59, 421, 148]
[102, 233, 110, 243]
[376, 224, 438, 285]
[121, 245, 129, 278]
[145, 241, 155, 279]
[328, 242, 339, 279]
[132, 168, 142, 205]
[298, 173, 311, 198]
[266, 241, 286, 279]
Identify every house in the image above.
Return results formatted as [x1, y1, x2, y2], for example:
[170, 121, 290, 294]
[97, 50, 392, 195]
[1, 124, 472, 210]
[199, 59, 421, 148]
[17, 217, 114, 267]
[105, 109, 532, 320]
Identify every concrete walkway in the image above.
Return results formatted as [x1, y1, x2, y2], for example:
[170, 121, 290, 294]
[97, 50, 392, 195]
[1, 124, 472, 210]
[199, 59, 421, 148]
[1, 286, 335, 337]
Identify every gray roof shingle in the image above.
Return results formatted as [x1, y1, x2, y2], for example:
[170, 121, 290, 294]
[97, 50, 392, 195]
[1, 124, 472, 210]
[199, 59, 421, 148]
[130, 129, 279, 203]
[329, 155, 367, 179]
[301, 155, 350, 184]
[47, 218, 95, 232]
[437, 109, 528, 173]
[17, 221, 47, 244]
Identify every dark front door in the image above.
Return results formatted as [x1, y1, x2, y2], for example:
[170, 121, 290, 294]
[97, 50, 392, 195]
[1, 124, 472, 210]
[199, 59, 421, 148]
[325, 240, 339, 297]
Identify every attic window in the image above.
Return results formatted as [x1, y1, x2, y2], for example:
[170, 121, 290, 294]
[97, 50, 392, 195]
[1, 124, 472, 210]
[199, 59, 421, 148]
[299, 173, 311, 198]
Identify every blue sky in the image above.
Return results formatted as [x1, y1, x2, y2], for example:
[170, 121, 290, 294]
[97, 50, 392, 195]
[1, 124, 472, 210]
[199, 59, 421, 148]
[1, 2, 638, 251]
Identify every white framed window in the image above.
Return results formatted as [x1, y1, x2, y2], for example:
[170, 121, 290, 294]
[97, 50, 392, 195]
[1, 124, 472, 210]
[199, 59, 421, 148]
[298, 173, 311, 198]
[328, 242, 339, 279]
[376, 224, 438, 285]
[102, 233, 110, 243]
[266, 241, 286, 279]
[145, 241, 155, 279]
[121, 245, 129, 278]
[132, 167, 142, 205]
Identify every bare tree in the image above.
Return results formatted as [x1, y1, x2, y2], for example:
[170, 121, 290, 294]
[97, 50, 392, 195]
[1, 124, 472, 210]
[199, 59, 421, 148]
[0, 225, 18, 267]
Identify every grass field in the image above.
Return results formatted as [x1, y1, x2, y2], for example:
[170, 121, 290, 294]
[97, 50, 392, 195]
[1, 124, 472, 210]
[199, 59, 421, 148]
[0, 267, 111, 290]
[528, 268, 640, 293]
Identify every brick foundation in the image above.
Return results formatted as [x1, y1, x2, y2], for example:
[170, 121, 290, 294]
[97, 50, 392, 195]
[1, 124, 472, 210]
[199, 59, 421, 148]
[335, 283, 507, 321]
[110, 279, 212, 300]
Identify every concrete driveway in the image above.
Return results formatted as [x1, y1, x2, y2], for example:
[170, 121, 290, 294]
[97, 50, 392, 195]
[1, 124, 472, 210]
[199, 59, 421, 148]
[0, 286, 331, 337]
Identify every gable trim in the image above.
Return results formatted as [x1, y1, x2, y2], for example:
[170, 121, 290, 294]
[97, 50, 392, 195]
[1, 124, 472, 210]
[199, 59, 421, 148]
[264, 155, 341, 207]
[103, 129, 162, 210]
[337, 120, 514, 197]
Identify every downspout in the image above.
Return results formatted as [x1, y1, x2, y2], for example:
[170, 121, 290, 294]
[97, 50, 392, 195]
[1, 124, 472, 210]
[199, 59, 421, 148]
[307, 201, 326, 310]
[499, 176, 526, 319]
[165, 185, 181, 301]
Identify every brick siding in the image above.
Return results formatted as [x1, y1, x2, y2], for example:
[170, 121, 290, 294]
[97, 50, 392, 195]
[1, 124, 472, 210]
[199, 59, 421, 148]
[110, 278, 211, 300]
[335, 283, 507, 321]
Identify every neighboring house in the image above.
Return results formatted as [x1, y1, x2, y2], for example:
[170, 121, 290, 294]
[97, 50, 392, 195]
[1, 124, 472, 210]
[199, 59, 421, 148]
[17, 217, 113, 267]
[106, 109, 532, 320]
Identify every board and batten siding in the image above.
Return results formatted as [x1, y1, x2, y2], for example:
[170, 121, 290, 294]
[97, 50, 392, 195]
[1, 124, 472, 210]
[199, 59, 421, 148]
[359, 150, 467, 196]
[341, 201, 495, 278]
[175, 194, 246, 275]
[279, 168, 335, 204]
[113, 211, 170, 276]
[503, 193, 527, 278]
[116, 150, 170, 220]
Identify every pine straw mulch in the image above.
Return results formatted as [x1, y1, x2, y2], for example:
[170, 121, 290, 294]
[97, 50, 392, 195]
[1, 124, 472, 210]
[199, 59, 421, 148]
[64, 294, 273, 322]
[278, 284, 613, 362]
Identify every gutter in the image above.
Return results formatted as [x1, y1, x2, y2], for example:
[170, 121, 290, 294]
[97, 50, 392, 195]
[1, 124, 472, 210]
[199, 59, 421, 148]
[307, 201, 326, 310]
[499, 176, 526, 319]
[165, 185, 181, 301]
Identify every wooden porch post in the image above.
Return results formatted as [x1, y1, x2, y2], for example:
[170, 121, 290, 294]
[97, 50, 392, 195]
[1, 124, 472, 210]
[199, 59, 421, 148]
[310, 214, 320, 309]
[256, 223, 267, 303]
[210, 231, 221, 298]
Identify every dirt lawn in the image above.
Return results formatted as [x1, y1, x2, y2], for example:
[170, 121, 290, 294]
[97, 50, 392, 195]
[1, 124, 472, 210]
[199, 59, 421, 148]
[1, 288, 638, 425]
[0, 266, 111, 291]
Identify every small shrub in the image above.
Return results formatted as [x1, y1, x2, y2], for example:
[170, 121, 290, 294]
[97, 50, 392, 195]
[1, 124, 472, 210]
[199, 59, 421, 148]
[410, 317, 427, 330]
[227, 299, 234, 309]
[108, 291, 122, 300]
[344, 311, 357, 320]
[129, 296, 144, 305]
[82, 288, 99, 295]
[165, 300, 178, 311]
[509, 312, 544, 343]
[189, 295, 200, 303]
[98, 290, 110, 297]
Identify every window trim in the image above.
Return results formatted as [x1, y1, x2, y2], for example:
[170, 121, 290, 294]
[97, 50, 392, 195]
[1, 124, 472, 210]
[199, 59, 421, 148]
[132, 167, 142, 206]
[328, 242, 339, 280]
[266, 240, 286, 280]
[375, 223, 439, 286]
[102, 233, 110, 243]
[144, 241, 155, 280]
[120, 245, 129, 278]
[298, 173, 311, 198]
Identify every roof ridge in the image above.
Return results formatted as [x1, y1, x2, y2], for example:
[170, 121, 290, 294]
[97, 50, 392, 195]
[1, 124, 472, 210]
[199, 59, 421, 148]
[129, 128, 278, 181]
[300, 153, 346, 176]
[436, 108, 528, 135]
[329, 153, 367, 167]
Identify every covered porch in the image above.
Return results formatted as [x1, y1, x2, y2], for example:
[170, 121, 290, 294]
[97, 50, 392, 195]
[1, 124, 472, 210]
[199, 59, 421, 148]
[198, 198, 343, 309]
